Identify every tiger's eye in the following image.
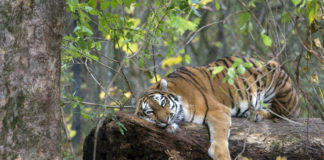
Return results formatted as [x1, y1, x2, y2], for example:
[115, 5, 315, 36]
[145, 110, 153, 115]
[161, 99, 166, 106]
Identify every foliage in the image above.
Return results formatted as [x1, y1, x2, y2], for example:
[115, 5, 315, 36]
[61, 0, 324, 158]
[222, 58, 253, 85]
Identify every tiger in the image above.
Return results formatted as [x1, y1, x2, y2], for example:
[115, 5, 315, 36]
[135, 56, 299, 160]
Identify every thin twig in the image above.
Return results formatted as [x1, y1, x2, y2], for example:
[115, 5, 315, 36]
[185, 10, 244, 46]
[92, 115, 105, 160]
[61, 106, 76, 160]
[152, 45, 158, 83]
[237, 0, 276, 55]
[120, 68, 136, 99]
[63, 101, 135, 109]
[82, 59, 120, 105]
[234, 125, 251, 160]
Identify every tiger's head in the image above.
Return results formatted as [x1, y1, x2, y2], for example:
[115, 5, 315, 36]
[135, 79, 184, 128]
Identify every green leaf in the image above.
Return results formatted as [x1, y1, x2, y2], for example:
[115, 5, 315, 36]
[74, 26, 94, 36]
[237, 64, 246, 75]
[211, 66, 224, 79]
[233, 58, 244, 68]
[228, 77, 234, 85]
[87, 0, 96, 8]
[139, 56, 144, 68]
[243, 62, 253, 68]
[87, 54, 99, 62]
[85, 6, 93, 12]
[261, 101, 268, 108]
[227, 67, 236, 79]
[124, 0, 134, 7]
[248, 1, 256, 8]
[238, 12, 251, 27]
[100, 0, 110, 10]
[281, 12, 289, 23]
[110, 0, 119, 8]
[96, 42, 101, 51]
[255, 60, 263, 68]
[261, 34, 272, 47]
[77, 38, 87, 50]
[182, 55, 191, 64]
[81, 112, 90, 119]
[179, 48, 185, 54]
[292, 0, 301, 6]
[71, 102, 78, 108]
[88, 40, 95, 49]
[144, 54, 151, 59]
[170, 15, 197, 34]
[215, 0, 220, 10]
[306, 0, 318, 25]
[222, 76, 228, 83]
[67, 0, 78, 12]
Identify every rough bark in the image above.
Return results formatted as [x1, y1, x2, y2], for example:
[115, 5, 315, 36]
[0, 0, 65, 159]
[83, 112, 324, 160]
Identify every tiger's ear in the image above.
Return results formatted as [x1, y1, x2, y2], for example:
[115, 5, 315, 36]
[160, 79, 168, 91]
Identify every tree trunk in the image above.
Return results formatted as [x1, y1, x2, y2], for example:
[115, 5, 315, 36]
[83, 112, 324, 160]
[0, 1, 65, 159]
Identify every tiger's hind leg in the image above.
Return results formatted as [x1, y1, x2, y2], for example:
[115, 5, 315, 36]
[206, 103, 231, 160]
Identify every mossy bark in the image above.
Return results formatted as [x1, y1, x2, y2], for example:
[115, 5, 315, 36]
[0, 0, 65, 159]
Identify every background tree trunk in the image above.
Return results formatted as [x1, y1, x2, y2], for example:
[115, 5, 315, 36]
[0, 1, 65, 159]
[83, 112, 324, 160]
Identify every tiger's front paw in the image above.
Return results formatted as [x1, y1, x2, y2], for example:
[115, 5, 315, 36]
[253, 113, 263, 122]
[254, 109, 271, 122]
[208, 142, 231, 160]
[166, 123, 179, 133]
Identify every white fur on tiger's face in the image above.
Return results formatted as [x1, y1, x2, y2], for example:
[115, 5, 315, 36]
[136, 90, 184, 132]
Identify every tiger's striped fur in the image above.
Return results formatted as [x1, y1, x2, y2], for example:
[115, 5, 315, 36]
[135, 56, 299, 160]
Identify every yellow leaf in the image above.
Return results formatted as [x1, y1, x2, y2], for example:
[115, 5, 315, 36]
[200, 0, 213, 6]
[122, 42, 138, 55]
[67, 123, 72, 130]
[67, 123, 76, 138]
[85, 107, 92, 113]
[69, 130, 76, 138]
[129, 18, 141, 28]
[105, 34, 111, 40]
[162, 56, 182, 69]
[314, 38, 322, 48]
[191, 3, 199, 9]
[303, 66, 308, 72]
[99, 91, 105, 100]
[276, 156, 281, 160]
[114, 108, 120, 111]
[109, 101, 117, 106]
[125, 4, 136, 14]
[124, 91, 132, 98]
[65, 113, 73, 122]
[192, 36, 199, 43]
[163, 40, 168, 46]
[150, 74, 161, 84]
[99, 113, 103, 118]
[310, 74, 319, 85]
[319, 87, 324, 102]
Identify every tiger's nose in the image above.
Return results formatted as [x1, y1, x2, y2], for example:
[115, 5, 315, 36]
[161, 116, 168, 123]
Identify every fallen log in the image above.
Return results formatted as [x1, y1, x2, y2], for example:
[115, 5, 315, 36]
[83, 112, 324, 160]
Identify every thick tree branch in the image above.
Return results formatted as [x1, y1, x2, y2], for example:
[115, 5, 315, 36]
[83, 112, 324, 160]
